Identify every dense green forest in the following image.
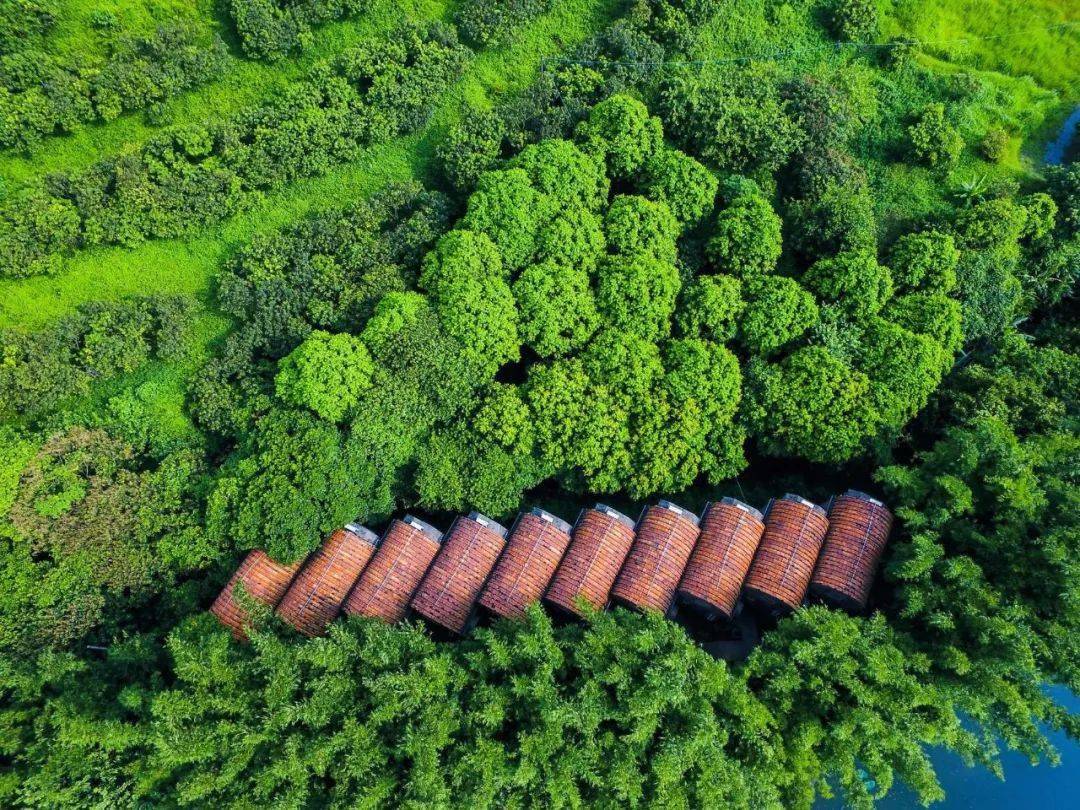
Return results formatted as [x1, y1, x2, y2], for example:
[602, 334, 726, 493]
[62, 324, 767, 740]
[0, 0, 1077, 806]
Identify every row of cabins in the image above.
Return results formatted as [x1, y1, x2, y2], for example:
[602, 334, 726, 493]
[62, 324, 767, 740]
[211, 491, 893, 641]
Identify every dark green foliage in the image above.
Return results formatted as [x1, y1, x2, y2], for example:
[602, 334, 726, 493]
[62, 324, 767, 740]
[437, 107, 506, 190]
[149, 607, 783, 807]
[454, 0, 553, 48]
[876, 330, 1080, 763]
[744, 346, 879, 463]
[0, 296, 194, 422]
[828, 0, 879, 42]
[1, 426, 210, 656]
[0, 23, 468, 278]
[192, 183, 452, 437]
[206, 408, 376, 562]
[1046, 163, 1080, 236]
[0, 23, 228, 152]
[747, 609, 966, 810]
[660, 63, 804, 175]
[226, 0, 372, 60]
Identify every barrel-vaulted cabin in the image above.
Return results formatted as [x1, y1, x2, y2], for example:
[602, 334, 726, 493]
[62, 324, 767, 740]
[342, 515, 443, 623]
[742, 494, 829, 616]
[410, 512, 508, 635]
[211, 549, 302, 640]
[276, 524, 380, 636]
[810, 490, 894, 612]
[611, 500, 701, 615]
[477, 507, 573, 621]
[544, 504, 636, 618]
[676, 497, 765, 621]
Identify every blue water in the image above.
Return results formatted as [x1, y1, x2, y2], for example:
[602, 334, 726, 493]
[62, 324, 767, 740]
[1044, 106, 1080, 165]
[817, 688, 1080, 809]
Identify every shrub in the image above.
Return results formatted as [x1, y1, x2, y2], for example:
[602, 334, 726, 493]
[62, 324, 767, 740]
[0, 24, 228, 152]
[0, 23, 468, 278]
[659, 63, 803, 175]
[980, 126, 1010, 163]
[226, 0, 372, 60]
[908, 103, 964, 169]
[0, 296, 194, 422]
[829, 0, 878, 42]
[454, 0, 553, 48]
[437, 108, 506, 191]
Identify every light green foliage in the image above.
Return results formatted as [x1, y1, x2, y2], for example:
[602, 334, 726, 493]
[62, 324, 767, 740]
[642, 147, 718, 225]
[889, 230, 960, 292]
[511, 138, 609, 210]
[596, 254, 681, 341]
[524, 358, 616, 478]
[603, 194, 679, 264]
[534, 208, 606, 270]
[275, 330, 374, 423]
[744, 347, 879, 463]
[676, 274, 744, 341]
[420, 230, 520, 376]
[461, 168, 545, 271]
[515, 260, 599, 356]
[575, 93, 664, 179]
[803, 250, 894, 319]
[739, 276, 819, 356]
[708, 178, 783, 278]
[473, 384, 534, 455]
[908, 103, 964, 169]
[857, 317, 951, 430]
